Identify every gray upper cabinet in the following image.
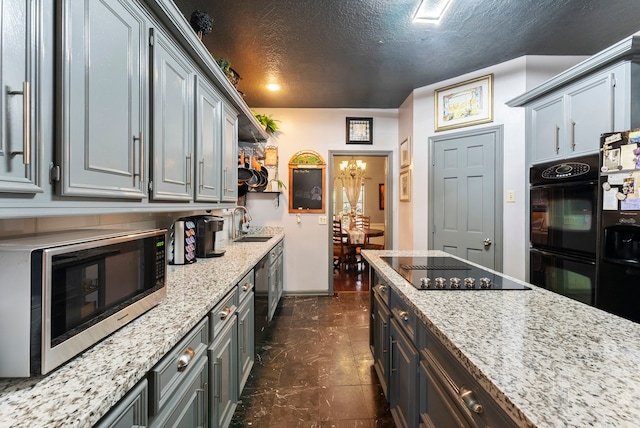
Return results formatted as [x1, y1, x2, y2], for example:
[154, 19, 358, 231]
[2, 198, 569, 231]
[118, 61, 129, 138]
[528, 67, 617, 164]
[222, 104, 239, 202]
[150, 28, 195, 201]
[0, 0, 42, 194]
[58, 0, 149, 199]
[194, 76, 223, 202]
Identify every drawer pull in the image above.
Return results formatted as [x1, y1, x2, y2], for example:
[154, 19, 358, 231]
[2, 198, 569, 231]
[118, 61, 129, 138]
[378, 284, 387, 293]
[459, 385, 484, 414]
[219, 305, 236, 320]
[177, 347, 195, 371]
[242, 282, 252, 292]
[398, 310, 409, 321]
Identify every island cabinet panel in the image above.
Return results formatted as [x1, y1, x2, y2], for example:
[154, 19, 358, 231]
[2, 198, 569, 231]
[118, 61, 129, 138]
[0, 0, 45, 194]
[194, 76, 223, 202]
[95, 379, 149, 428]
[150, 27, 195, 201]
[528, 62, 629, 165]
[58, 0, 149, 199]
[417, 322, 519, 428]
[372, 284, 391, 396]
[388, 289, 419, 428]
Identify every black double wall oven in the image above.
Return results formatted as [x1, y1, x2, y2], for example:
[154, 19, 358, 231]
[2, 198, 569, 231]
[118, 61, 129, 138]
[529, 154, 600, 305]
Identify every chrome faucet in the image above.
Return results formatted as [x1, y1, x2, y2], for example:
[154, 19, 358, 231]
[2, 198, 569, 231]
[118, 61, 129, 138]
[231, 206, 252, 239]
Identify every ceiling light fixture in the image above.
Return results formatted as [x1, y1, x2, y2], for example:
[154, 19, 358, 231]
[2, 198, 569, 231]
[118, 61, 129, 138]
[412, 0, 453, 24]
[266, 83, 281, 91]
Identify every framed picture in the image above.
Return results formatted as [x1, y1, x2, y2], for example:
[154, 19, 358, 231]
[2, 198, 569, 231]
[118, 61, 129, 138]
[264, 146, 278, 166]
[379, 183, 385, 210]
[400, 137, 412, 168]
[399, 170, 411, 202]
[346, 117, 373, 144]
[434, 74, 493, 132]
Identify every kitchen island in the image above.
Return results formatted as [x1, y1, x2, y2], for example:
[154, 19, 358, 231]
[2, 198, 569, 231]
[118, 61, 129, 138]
[363, 249, 640, 427]
[0, 228, 283, 427]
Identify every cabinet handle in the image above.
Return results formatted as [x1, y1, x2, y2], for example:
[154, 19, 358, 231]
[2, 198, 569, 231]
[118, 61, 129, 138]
[213, 358, 221, 400]
[217, 357, 222, 402]
[133, 132, 144, 184]
[398, 310, 409, 321]
[7, 81, 31, 165]
[570, 120, 576, 151]
[242, 282, 252, 292]
[186, 154, 192, 190]
[199, 159, 204, 190]
[554, 124, 560, 154]
[239, 319, 244, 352]
[459, 385, 484, 414]
[177, 347, 195, 371]
[219, 305, 237, 320]
[223, 168, 228, 192]
[389, 335, 396, 372]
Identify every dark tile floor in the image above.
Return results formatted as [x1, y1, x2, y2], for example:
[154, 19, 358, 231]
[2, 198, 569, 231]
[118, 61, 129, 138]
[231, 293, 395, 427]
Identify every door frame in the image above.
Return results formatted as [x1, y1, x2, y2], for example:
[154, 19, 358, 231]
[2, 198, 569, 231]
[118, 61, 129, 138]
[427, 125, 504, 272]
[328, 150, 393, 295]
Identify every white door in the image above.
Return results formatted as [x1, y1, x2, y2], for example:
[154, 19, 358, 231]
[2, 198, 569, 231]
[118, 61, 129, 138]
[430, 127, 502, 270]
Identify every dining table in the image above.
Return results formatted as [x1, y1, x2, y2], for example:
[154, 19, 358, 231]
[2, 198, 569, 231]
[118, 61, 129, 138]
[342, 227, 384, 244]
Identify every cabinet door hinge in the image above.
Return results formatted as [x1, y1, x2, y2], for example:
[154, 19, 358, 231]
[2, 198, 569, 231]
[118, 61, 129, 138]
[148, 180, 153, 192]
[49, 163, 60, 183]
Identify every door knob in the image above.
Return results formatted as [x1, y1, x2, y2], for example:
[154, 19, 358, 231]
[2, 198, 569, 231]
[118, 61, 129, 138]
[483, 238, 492, 247]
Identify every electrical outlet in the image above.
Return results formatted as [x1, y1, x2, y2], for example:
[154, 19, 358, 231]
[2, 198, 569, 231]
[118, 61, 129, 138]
[318, 216, 327, 225]
[506, 190, 516, 203]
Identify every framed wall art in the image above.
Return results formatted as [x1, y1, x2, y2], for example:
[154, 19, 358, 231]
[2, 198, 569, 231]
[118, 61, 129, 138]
[434, 74, 493, 132]
[399, 170, 411, 202]
[346, 117, 373, 144]
[400, 137, 412, 168]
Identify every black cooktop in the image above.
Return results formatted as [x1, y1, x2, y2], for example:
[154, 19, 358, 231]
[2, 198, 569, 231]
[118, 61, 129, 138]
[381, 256, 530, 290]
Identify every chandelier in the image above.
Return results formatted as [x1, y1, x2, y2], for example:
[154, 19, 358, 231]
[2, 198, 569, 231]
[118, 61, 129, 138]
[338, 159, 367, 224]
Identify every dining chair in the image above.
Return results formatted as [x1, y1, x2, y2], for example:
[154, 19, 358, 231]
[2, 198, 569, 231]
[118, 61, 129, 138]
[333, 220, 349, 270]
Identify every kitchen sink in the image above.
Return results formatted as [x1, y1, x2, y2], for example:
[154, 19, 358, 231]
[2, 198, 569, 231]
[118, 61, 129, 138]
[233, 236, 273, 243]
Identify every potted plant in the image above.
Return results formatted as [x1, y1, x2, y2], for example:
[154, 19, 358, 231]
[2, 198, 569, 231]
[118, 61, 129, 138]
[253, 111, 280, 134]
[189, 10, 213, 40]
[269, 179, 286, 192]
[216, 58, 241, 88]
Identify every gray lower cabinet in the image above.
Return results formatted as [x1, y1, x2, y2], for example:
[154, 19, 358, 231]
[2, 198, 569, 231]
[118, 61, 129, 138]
[0, 0, 45, 194]
[95, 379, 149, 428]
[148, 317, 209, 427]
[267, 241, 284, 320]
[209, 289, 239, 428]
[58, 0, 149, 199]
[237, 272, 255, 392]
[150, 27, 195, 201]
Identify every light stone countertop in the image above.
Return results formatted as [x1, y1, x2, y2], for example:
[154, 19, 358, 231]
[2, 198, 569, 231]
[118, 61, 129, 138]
[362, 249, 640, 428]
[0, 228, 284, 428]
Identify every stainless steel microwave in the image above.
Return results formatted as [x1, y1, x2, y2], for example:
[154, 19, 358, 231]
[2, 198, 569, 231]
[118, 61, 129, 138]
[0, 229, 167, 377]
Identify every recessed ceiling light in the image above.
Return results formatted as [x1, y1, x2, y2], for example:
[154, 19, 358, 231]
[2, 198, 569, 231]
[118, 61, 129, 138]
[413, 0, 453, 24]
[266, 83, 281, 91]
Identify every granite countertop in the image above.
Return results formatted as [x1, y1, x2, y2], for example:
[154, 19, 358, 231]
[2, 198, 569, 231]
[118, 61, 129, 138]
[0, 228, 284, 428]
[362, 249, 640, 428]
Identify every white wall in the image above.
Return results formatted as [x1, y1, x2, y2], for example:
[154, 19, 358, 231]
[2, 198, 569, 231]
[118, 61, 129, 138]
[402, 55, 586, 279]
[245, 109, 398, 294]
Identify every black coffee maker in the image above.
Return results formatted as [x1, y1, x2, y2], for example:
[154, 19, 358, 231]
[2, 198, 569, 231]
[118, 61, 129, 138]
[192, 215, 225, 257]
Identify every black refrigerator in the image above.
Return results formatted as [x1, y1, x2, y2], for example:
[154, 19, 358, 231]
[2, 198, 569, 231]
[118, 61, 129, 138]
[597, 131, 640, 323]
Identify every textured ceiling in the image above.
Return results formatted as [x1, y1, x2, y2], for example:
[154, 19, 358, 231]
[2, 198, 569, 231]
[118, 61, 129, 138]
[173, 0, 640, 108]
